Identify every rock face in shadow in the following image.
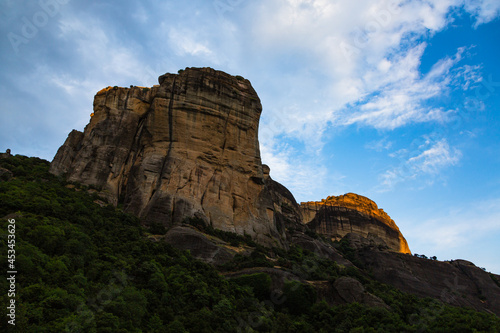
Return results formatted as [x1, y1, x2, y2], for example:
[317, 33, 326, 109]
[332, 277, 389, 308]
[289, 232, 353, 267]
[0, 167, 13, 181]
[262, 164, 304, 235]
[300, 193, 411, 254]
[163, 226, 243, 266]
[50, 68, 297, 247]
[356, 248, 500, 316]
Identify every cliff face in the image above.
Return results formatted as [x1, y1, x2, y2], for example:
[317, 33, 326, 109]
[50, 67, 410, 252]
[357, 249, 500, 315]
[301, 193, 411, 254]
[50, 67, 291, 247]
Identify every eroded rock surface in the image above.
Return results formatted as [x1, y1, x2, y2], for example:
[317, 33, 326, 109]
[0, 167, 13, 181]
[300, 193, 411, 254]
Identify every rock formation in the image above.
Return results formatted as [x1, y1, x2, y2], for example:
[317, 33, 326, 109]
[50, 67, 294, 247]
[50, 67, 409, 252]
[162, 226, 246, 266]
[0, 167, 13, 181]
[356, 248, 500, 315]
[300, 193, 411, 254]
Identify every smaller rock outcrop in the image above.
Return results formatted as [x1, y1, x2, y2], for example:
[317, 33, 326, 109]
[300, 193, 411, 254]
[332, 277, 389, 308]
[163, 226, 243, 266]
[357, 248, 500, 316]
[0, 149, 11, 159]
[0, 167, 13, 181]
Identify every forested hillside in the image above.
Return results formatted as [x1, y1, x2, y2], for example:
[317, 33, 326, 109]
[1, 155, 499, 332]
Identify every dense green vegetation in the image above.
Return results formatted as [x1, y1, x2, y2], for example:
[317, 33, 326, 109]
[1, 155, 499, 332]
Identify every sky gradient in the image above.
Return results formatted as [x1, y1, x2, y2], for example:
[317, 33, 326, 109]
[1, 0, 499, 272]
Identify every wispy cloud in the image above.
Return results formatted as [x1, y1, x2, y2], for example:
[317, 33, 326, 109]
[408, 139, 462, 173]
[168, 28, 216, 60]
[235, 0, 499, 201]
[365, 137, 393, 152]
[341, 46, 481, 129]
[379, 138, 462, 191]
[250, 0, 489, 132]
[463, 0, 500, 27]
[260, 142, 328, 201]
[247, 0, 491, 187]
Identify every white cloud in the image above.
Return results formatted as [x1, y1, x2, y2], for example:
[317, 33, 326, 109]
[463, 0, 500, 27]
[242, 0, 493, 167]
[260, 141, 328, 201]
[168, 28, 215, 59]
[408, 139, 462, 174]
[244, 0, 495, 199]
[379, 138, 462, 190]
[341, 45, 480, 129]
[451, 64, 483, 90]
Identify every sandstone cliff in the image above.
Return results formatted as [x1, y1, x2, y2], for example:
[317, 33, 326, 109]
[301, 193, 411, 254]
[50, 67, 410, 253]
[50, 67, 294, 247]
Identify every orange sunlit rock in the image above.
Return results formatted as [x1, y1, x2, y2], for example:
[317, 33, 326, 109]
[300, 193, 411, 254]
[96, 86, 114, 95]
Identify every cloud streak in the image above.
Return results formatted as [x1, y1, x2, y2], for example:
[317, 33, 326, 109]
[379, 138, 462, 191]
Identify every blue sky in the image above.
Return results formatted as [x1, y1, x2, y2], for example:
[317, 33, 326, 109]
[1, 0, 499, 273]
